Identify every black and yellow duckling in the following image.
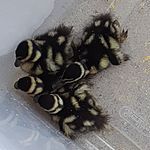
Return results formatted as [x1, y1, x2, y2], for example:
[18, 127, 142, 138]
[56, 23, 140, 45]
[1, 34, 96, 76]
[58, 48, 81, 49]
[75, 13, 129, 75]
[14, 74, 60, 96]
[52, 61, 89, 90]
[14, 25, 74, 75]
[14, 76, 45, 97]
[35, 82, 108, 138]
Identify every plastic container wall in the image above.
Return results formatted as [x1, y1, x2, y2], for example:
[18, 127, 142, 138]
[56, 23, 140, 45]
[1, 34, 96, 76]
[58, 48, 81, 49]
[0, 0, 150, 150]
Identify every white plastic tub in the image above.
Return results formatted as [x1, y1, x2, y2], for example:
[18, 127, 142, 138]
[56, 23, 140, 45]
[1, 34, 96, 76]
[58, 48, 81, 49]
[0, 0, 150, 149]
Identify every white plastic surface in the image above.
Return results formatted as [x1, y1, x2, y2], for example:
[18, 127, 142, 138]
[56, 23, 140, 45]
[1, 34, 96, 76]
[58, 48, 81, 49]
[0, 0, 54, 56]
[0, 91, 81, 150]
[0, 0, 150, 150]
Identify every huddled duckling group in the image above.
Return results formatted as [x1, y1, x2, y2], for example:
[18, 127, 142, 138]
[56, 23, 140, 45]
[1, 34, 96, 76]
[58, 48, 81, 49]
[14, 14, 128, 138]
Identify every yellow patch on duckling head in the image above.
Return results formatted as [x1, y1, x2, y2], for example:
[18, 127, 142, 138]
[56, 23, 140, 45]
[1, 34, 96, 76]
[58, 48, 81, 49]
[21, 40, 33, 62]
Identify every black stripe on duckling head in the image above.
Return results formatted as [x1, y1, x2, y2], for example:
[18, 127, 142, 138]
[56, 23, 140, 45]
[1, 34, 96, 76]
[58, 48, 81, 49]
[14, 76, 44, 96]
[37, 93, 64, 114]
[15, 40, 33, 67]
[61, 62, 89, 84]
[14, 76, 32, 92]
[15, 40, 42, 67]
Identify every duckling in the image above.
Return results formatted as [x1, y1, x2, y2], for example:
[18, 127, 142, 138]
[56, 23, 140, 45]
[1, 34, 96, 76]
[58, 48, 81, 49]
[14, 73, 60, 97]
[14, 76, 45, 97]
[14, 25, 74, 75]
[76, 13, 129, 75]
[35, 82, 108, 138]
